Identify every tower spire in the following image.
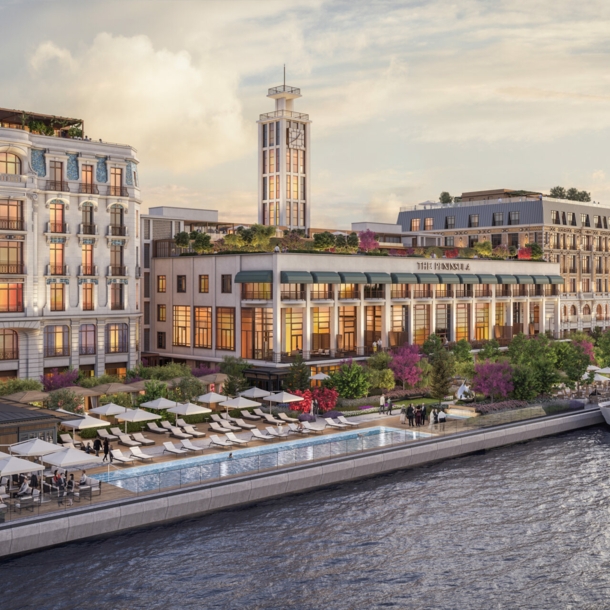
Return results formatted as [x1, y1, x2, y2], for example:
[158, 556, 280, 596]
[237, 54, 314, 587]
[283, 64, 286, 87]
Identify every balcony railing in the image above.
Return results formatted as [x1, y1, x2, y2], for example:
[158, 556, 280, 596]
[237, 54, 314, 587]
[338, 289, 360, 300]
[412, 289, 432, 298]
[0, 264, 24, 274]
[44, 346, 70, 358]
[79, 346, 96, 355]
[79, 183, 99, 195]
[47, 264, 67, 276]
[45, 180, 70, 192]
[80, 265, 97, 276]
[454, 287, 473, 298]
[364, 288, 385, 299]
[474, 287, 492, 298]
[311, 288, 333, 300]
[268, 85, 301, 96]
[281, 288, 305, 301]
[259, 110, 310, 121]
[241, 288, 273, 300]
[47, 222, 68, 234]
[0, 349, 18, 361]
[80, 223, 97, 235]
[108, 225, 127, 236]
[108, 186, 129, 197]
[496, 286, 511, 297]
[106, 342, 128, 353]
[0, 219, 24, 231]
[110, 302, 125, 311]
[108, 266, 126, 276]
[435, 287, 453, 298]
[0, 173, 24, 184]
[391, 287, 410, 299]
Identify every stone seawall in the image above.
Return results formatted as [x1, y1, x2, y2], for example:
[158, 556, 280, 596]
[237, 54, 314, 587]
[0, 408, 603, 559]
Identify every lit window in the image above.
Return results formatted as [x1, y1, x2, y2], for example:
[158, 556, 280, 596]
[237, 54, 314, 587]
[82, 284, 94, 311]
[468, 215, 479, 228]
[79, 324, 96, 355]
[424, 218, 433, 231]
[106, 323, 128, 353]
[0, 283, 23, 313]
[173, 305, 191, 347]
[50, 284, 64, 311]
[216, 307, 235, 351]
[157, 304, 166, 322]
[157, 275, 166, 293]
[0, 153, 21, 175]
[493, 212, 503, 226]
[508, 211, 519, 225]
[44, 325, 69, 357]
[410, 218, 420, 231]
[194, 306, 212, 348]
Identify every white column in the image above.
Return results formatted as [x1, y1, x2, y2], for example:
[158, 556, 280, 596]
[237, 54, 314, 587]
[431, 286, 437, 336]
[95, 322, 106, 376]
[356, 300, 365, 355]
[490, 287, 496, 341]
[450, 299, 456, 342]
[330, 295, 338, 358]
[554, 298, 561, 338]
[540, 297, 546, 335]
[25, 328, 44, 380]
[272, 266, 282, 362]
[524, 297, 530, 336]
[303, 285, 311, 360]
[407, 302, 414, 345]
[469, 301, 476, 341]
[381, 284, 391, 349]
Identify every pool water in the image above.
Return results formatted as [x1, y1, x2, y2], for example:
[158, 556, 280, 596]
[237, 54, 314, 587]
[96, 426, 432, 493]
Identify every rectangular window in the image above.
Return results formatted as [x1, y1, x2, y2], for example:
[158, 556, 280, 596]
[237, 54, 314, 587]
[79, 324, 96, 355]
[298, 149, 305, 173]
[444, 237, 454, 247]
[0, 283, 23, 312]
[157, 275, 166, 293]
[242, 283, 272, 300]
[177, 275, 186, 293]
[49, 160, 63, 182]
[268, 122, 275, 146]
[106, 323, 128, 354]
[49, 242, 64, 275]
[199, 275, 209, 293]
[144, 301, 150, 324]
[0, 241, 23, 274]
[110, 167, 123, 196]
[144, 272, 150, 298]
[491, 234, 502, 248]
[300, 176, 306, 200]
[172, 305, 191, 347]
[157, 332, 166, 349]
[194, 306, 212, 349]
[269, 149, 275, 173]
[263, 150, 268, 174]
[157, 304, 166, 322]
[269, 175, 275, 199]
[424, 218, 433, 231]
[221, 275, 232, 293]
[50, 284, 64, 311]
[216, 307, 236, 351]
[82, 164, 93, 187]
[455, 303, 469, 342]
[262, 123, 267, 147]
[82, 283, 94, 311]
[445, 216, 455, 229]
[299, 203, 305, 227]
[0, 199, 23, 231]
[410, 218, 420, 231]
[475, 303, 489, 341]
[508, 233, 519, 248]
[293, 176, 298, 200]
[551, 210, 559, 224]
[44, 325, 69, 357]
[286, 148, 291, 173]
[413, 304, 430, 346]
[286, 175, 291, 199]
[492, 212, 503, 226]
[262, 177, 267, 200]
[110, 283, 124, 310]
[468, 215, 479, 228]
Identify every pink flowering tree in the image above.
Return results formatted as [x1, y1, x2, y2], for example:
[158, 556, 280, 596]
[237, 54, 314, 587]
[390, 344, 422, 389]
[472, 361, 514, 402]
[358, 229, 379, 252]
[573, 340, 595, 363]
[42, 368, 79, 392]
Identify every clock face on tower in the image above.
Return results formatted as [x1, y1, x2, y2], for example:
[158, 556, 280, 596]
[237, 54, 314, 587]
[288, 128, 305, 150]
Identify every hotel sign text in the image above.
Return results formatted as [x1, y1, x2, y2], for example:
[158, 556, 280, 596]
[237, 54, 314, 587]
[417, 261, 471, 271]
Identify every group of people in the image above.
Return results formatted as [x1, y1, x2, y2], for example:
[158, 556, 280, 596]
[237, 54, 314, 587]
[80, 437, 112, 462]
[399, 403, 447, 428]
[378, 394, 394, 415]
[50, 470, 89, 506]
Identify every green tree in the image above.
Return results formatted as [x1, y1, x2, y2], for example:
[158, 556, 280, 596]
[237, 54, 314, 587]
[368, 368, 395, 392]
[192, 232, 212, 254]
[219, 356, 249, 378]
[422, 333, 443, 357]
[452, 339, 473, 364]
[508, 334, 558, 395]
[367, 350, 392, 371]
[174, 231, 191, 248]
[334, 234, 347, 250]
[478, 338, 501, 362]
[136, 379, 167, 406]
[554, 341, 590, 389]
[525, 242, 543, 260]
[439, 191, 453, 204]
[511, 365, 539, 400]
[48, 388, 83, 413]
[549, 186, 567, 199]
[173, 377, 206, 402]
[416, 357, 433, 388]
[329, 362, 370, 399]
[346, 232, 359, 251]
[473, 240, 493, 258]
[595, 329, 610, 367]
[313, 231, 335, 251]
[0, 378, 43, 396]
[285, 355, 311, 391]
[429, 350, 455, 401]
[224, 373, 248, 397]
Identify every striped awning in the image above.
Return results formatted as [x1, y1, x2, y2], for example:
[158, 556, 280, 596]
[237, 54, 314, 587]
[391, 273, 417, 284]
[532, 275, 550, 285]
[436, 273, 460, 284]
[477, 274, 498, 284]
[516, 275, 534, 284]
[311, 271, 341, 284]
[235, 270, 273, 283]
[496, 274, 517, 284]
[365, 272, 392, 284]
[339, 272, 368, 284]
[280, 271, 313, 284]
[458, 274, 481, 284]
[415, 273, 439, 284]
[547, 275, 565, 284]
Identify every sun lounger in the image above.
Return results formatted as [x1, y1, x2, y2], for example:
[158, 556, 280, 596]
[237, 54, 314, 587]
[253, 408, 269, 418]
[279, 413, 299, 423]
[214, 418, 241, 431]
[119, 434, 141, 447]
[176, 418, 199, 430]
[240, 410, 261, 421]
[324, 418, 347, 429]
[147, 422, 168, 434]
[303, 421, 325, 433]
[221, 413, 239, 424]
[132, 432, 155, 445]
[225, 432, 250, 445]
[160, 421, 173, 431]
[288, 423, 310, 434]
[111, 449, 135, 464]
[337, 416, 359, 427]
[251, 428, 274, 441]
[233, 418, 256, 430]
[169, 426, 192, 439]
[182, 424, 205, 437]
[98, 429, 119, 441]
[209, 435, 233, 448]
[210, 422, 233, 434]
[262, 413, 284, 425]
[110, 427, 124, 437]
[130, 447, 153, 462]
[211, 414, 226, 424]
[265, 426, 289, 438]
[60, 433, 81, 447]
[163, 441, 187, 456]
[181, 439, 204, 453]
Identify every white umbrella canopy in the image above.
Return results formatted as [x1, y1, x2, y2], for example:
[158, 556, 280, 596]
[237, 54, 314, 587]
[587, 365, 601, 371]
[197, 392, 227, 404]
[309, 373, 330, 381]
[43, 448, 103, 468]
[265, 391, 304, 403]
[219, 396, 261, 409]
[10, 439, 62, 457]
[597, 367, 610, 374]
[168, 402, 212, 416]
[116, 408, 162, 433]
[239, 387, 271, 399]
[0, 456, 45, 476]
[89, 403, 127, 416]
[140, 397, 179, 410]
[0, 451, 10, 459]
[61, 416, 111, 430]
[582, 372, 608, 383]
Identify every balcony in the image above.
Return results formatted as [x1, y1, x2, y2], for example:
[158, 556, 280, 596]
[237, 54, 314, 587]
[110, 302, 125, 312]
[435, 287, 453, 298]
[79, 265, 97, 276]
[47, 264, 68, 276]
[108, 186, 129, 197]
[108, 266, 127, 277]
[0, 264, 24, 274]
[45, 180, 70, 192]
[259, 110, 309, 121]
[0, 349, 18, 361]
[311, 288, 333, 300]
[364, 287, 385, 299]
[474, 286, 491, 298]
[338, 289, 360, 300]
[108, 225, 127, 237]
[79, 346, 96, 356]
[0, 219, 24, 231]
[0, 173, 25, 185]
[281, 288, 305, 301]
[412, 289, 432, 298]
[47, 222, 69, 234]
[391, 287, 410, 299]
[454, 287, 473, 298]
[44, 346, 70, 358]
[79, 183, 99, 195]
[241, 288, 272, 301]
[79, 223, 97, 235]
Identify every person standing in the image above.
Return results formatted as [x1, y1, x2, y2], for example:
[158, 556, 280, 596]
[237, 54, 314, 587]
[407, 404, 414, 427]
[400, 406, 406, 425]
[387, 398, 393, 416]
[66, 474, 75, 507]
[415, 406, 421, 427]
[379, 393, 385, 415]
[421, 404, 427, 425]
[93, 437, 102, 457]
[102, 437, 111, 462]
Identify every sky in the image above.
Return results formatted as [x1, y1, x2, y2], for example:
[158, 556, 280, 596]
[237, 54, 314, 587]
[1, 0, 610, 228]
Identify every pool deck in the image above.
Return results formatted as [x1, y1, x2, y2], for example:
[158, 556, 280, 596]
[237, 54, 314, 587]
[0, 405, 603, 559]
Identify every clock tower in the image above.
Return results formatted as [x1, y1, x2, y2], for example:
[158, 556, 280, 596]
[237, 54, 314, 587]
[257, 83, 311, 233]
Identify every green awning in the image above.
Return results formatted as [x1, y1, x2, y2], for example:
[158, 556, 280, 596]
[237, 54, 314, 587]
[458, 274, 481, 284]
[311, 271, 341, 284]
[548, 275, 565, 285]
[235, 270, 273, 283]
[496, 274, 517, 284]
[477, 274, 498, 284]
[436, 273, 460, 284]
[532, 275, 550, 285]
[365, 272, 392, 284]
[415, 273, 439, 284]
[516, 275, 534, 284]
[280, 271, 313, 284]
[391, 273, 417, 284]
[339, 272, 368, 284]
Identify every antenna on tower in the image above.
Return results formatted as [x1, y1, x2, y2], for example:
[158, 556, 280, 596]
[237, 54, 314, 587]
[283, 64, 286, 87]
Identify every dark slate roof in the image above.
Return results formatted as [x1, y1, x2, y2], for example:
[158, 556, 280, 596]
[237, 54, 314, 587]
[0, 401, 59, 425]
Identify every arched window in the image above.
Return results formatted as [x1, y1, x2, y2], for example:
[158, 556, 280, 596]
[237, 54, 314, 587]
[0, 329, 18, 359]
[571, 305, 577, 316]
[0, 153, 21, 175]
[583, 305, 591, 315]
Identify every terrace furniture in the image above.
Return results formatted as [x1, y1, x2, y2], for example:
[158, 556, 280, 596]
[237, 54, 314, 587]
[130, 447, 154, 462]
[0, 485, 9, 501]
[225, 432, 250, 445]
[60, 434, 81, 447]
[169, 427, 193, 440]
[98, 429, 119, 441]
[265, 426, 289, 439]
[181, 439, 204, 453]
[147, 423, 169, 435]
[279, 413, 299, 424]
[303, 422, 325, 434]
[163, 442, 188, 456]
[253, 408, 268, 418]
[251, 429, 274, 441]
[209, 435, 233, 449]
[160, 421, 174, 431]
[14, 490, 40, 513]
[119, 435, 141, 447]
[337, 416, 359, 427]
[211, 416, 240, 431]
[221, 413, 239, 424]
[111, 449, 135, 464]
[176, 418, 199, 430]
[78, 477, 101, 499]
[240, 410, 261, 421]
[132, 433, 155, 446]
[182, 425, 205, 438]
[210, 422, 233, 434]
[110, 427, 124, 437]
[261, 413, 284, 425]
[233, 418, 256, 430]
[324, 418, 348, 429]
[287, 423, 310, 435]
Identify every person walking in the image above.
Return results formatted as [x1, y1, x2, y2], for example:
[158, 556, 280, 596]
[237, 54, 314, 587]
[93, 437, 102, 457]
[102, 437, 112, 463]
[379, 393, 385, 415]
[415, 406, 421, 427]
[66, 474, 75, 507]
[420, 403, 427, 425]
[407, 403, 414, 427]
[400, 406, 406, 425]
[387, 398, 393, 416]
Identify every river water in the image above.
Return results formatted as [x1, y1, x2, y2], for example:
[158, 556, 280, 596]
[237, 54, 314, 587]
[2, 427, 610, 609]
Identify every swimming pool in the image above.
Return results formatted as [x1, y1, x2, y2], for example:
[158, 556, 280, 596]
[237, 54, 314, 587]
[96, 426, 432, 493]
